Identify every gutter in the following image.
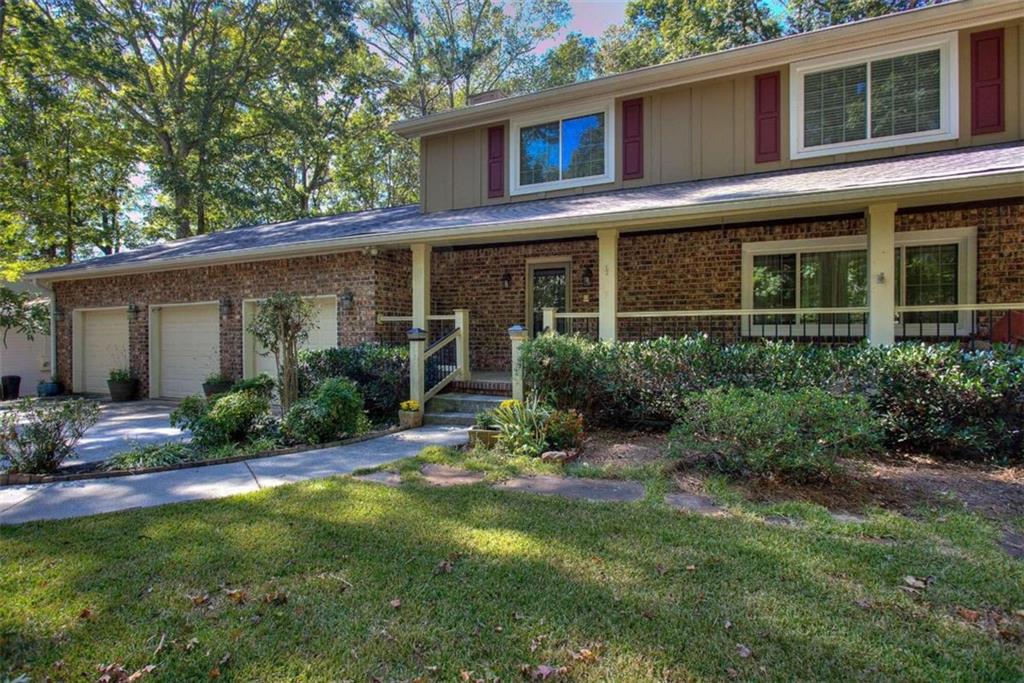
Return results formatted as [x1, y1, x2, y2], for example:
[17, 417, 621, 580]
[391, 0, 1022, 139]
[30, 168, 1024, 284]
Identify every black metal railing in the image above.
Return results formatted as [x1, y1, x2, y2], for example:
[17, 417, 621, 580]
[424, 327, 459, 394]
[897, 307, 1024, 349]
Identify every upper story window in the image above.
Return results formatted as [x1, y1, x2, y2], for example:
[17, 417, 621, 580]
[790, 33, 958, 159]
[510, 101, 615, 195]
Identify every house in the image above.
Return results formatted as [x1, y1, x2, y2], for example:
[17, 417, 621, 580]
[29, 0, 1024, 409]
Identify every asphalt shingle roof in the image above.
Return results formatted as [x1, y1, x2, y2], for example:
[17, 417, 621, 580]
[33, 142, 1024, 279]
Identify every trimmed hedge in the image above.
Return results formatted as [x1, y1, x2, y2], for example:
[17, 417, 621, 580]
[297, 343, 408, 422]
[520, 334, 1024, 460]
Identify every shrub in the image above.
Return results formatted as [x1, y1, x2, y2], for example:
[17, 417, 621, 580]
[170, 390, 271, 447]
[669, 387, 883, 482]
[0, 399, 101, 473]
[106, 442, 196, 471]
[521, 334, 1024, 460]
[108, 368, 136, 383]
[298, 343, 409, 422]
[544, 409, 584, 452]
[492, 396, 550, 458]
[475, 410, 498, 429]
[231, 373, 276, 400]
[283, 377, 365, 445]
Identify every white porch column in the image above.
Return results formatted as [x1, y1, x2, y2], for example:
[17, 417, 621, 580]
[597, 228, 618, 341]
[411, 243, 431, 331]
[866, 202, 897, 346]
[453, 308, 471, 380]
[508, 324, 527, 401]
[407, 328, 427, 410]
[542, 307, 558, 334]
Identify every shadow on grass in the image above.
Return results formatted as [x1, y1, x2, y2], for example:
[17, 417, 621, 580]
[1, 477, 1022, 681]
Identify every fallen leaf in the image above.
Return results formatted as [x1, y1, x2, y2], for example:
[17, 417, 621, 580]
[152, 633, 166, 656]
[225, 589, 248, 605]
[736, 644, 753, 659]
[189, 594, 210, 607]
[79, 608, 94, 621]
[185, 638, 200, 652]
[655, 564, 668, 576]
[686, 565, 697, 571]
[726, 668, 740, 679]
[957, 607, 981, 622]
[390, 598, 402, 609]
[571, 648, 598, 664]
[459, 671, 472, 681]
[903, 576, 927, 590]
[127, 665, 156, 682]
[723, 619, 733, 630]
[531, 664, 566, 680]
[854, 598, 873, 610]
[434, 560, 453, 575]
[262, 591, 287, 606]
[494, 625, 503, 633]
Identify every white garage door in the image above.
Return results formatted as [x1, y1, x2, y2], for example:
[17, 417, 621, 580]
[158, 304, 220, 398]
[253, 297, 337, 377]
[81, 309, 129, 394]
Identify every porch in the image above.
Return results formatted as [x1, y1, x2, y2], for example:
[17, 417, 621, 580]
[374, 198, 1024, 407]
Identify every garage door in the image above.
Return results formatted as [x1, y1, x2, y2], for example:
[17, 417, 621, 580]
[81, 309, 129, 394]
[253, 297, 337, 377]
[158, 304, 220, 398]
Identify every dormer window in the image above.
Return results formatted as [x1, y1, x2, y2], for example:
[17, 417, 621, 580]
[510, 101, 615, 195]
[790, 33, 958, 159]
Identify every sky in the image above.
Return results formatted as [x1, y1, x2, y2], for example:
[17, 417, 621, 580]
[535, 0, 628, 52]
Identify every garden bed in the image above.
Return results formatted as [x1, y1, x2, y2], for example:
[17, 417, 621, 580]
[0, 426, 401, 486]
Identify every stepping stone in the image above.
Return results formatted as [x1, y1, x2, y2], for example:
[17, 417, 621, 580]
[665, 492, 727, 517]
[831, 511, 867, 524]
[420, 464, 486, 487]
[495, 475, 644, 503]
[354, 471, 402, 487]
[1000, 530, 1024, 560]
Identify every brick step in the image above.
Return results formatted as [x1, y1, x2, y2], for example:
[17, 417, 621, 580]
[448, 379, 512, 397]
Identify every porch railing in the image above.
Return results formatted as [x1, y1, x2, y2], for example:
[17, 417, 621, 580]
[539, 304, 1024, 346]
[393, 309, 470, 411]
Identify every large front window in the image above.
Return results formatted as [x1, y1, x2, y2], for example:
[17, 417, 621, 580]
[744, 229, 975, 335]
[511, 104, 614, 195]
[792, 33, 957, 159]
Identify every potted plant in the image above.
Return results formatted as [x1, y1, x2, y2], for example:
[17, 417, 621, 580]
[107, 368, 139, 402]
[468, 409, 500, 447]
[398, 399, 422, 429]
[36, 375, 63, 398]
[1, 286, 49, 401]
[202, 372, 234, 397]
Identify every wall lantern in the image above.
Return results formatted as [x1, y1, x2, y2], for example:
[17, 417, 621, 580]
[501, 272, 512, 289]
[127, 303, 140, 317]
[219, 299, 232, 316]
[581, 265, 593, 287]
[340, 290, 354, 310]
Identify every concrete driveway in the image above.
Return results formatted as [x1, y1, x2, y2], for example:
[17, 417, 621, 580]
[71, 400, 187, 465]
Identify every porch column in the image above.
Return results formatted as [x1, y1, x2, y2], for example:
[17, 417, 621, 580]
[508, 324, 527, 401]
[411, 243, 431, 330]
[866, 202, 897, 346]
[453, 308, 471, 380]
[597, 228, 618, 341]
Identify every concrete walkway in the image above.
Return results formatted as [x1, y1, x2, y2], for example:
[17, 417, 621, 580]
[0, 426, 467, 525]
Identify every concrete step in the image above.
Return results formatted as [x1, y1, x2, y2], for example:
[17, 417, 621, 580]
[423, 411, 477, 427]
[427, 392, 506, 415]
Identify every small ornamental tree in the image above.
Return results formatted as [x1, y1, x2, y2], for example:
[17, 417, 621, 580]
[0, 286, 49, 349]
[247, 292, 315, 411]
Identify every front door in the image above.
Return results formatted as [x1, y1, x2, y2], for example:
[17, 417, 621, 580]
[529, 263, 570, 337]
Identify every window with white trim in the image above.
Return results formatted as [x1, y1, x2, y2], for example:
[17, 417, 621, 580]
[742, 228, 976, 335]
[790, 33, 958, 159]
[510, 102, 615, 195]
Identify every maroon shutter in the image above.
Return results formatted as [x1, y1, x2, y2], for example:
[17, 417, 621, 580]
[621, 98, 643, 180]
[971, 28, 1004, 135]
[755, 71, 781, 163]
[487, 125, 504, 198]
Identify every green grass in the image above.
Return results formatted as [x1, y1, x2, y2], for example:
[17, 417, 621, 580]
[2, 473, 1023, 681]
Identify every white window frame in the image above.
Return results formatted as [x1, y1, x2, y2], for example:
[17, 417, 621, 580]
[789, 32, 959, 160]
[741, 227, 976, 337]
[509, 99, 616, 196]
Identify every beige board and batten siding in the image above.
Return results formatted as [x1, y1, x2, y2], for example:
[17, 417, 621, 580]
[420, 20, 1023, 213]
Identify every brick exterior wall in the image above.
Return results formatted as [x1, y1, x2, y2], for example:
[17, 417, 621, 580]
[430, 239, 598, 370]
[53, 252, 390, 396]
[52, 199, 1024, 387]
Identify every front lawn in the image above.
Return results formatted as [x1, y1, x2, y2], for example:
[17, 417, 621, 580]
[2, 475, 1023, 681]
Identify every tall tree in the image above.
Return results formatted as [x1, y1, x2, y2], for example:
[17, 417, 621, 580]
[785, 0, 943, 33]
[526, 31, 597, 91]
[361, 0, 571, 115]
[31, 0, 357, 238]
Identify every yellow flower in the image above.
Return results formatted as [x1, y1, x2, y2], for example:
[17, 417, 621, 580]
[400, 400, 421, 412]
[499, 399, 521, 411]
